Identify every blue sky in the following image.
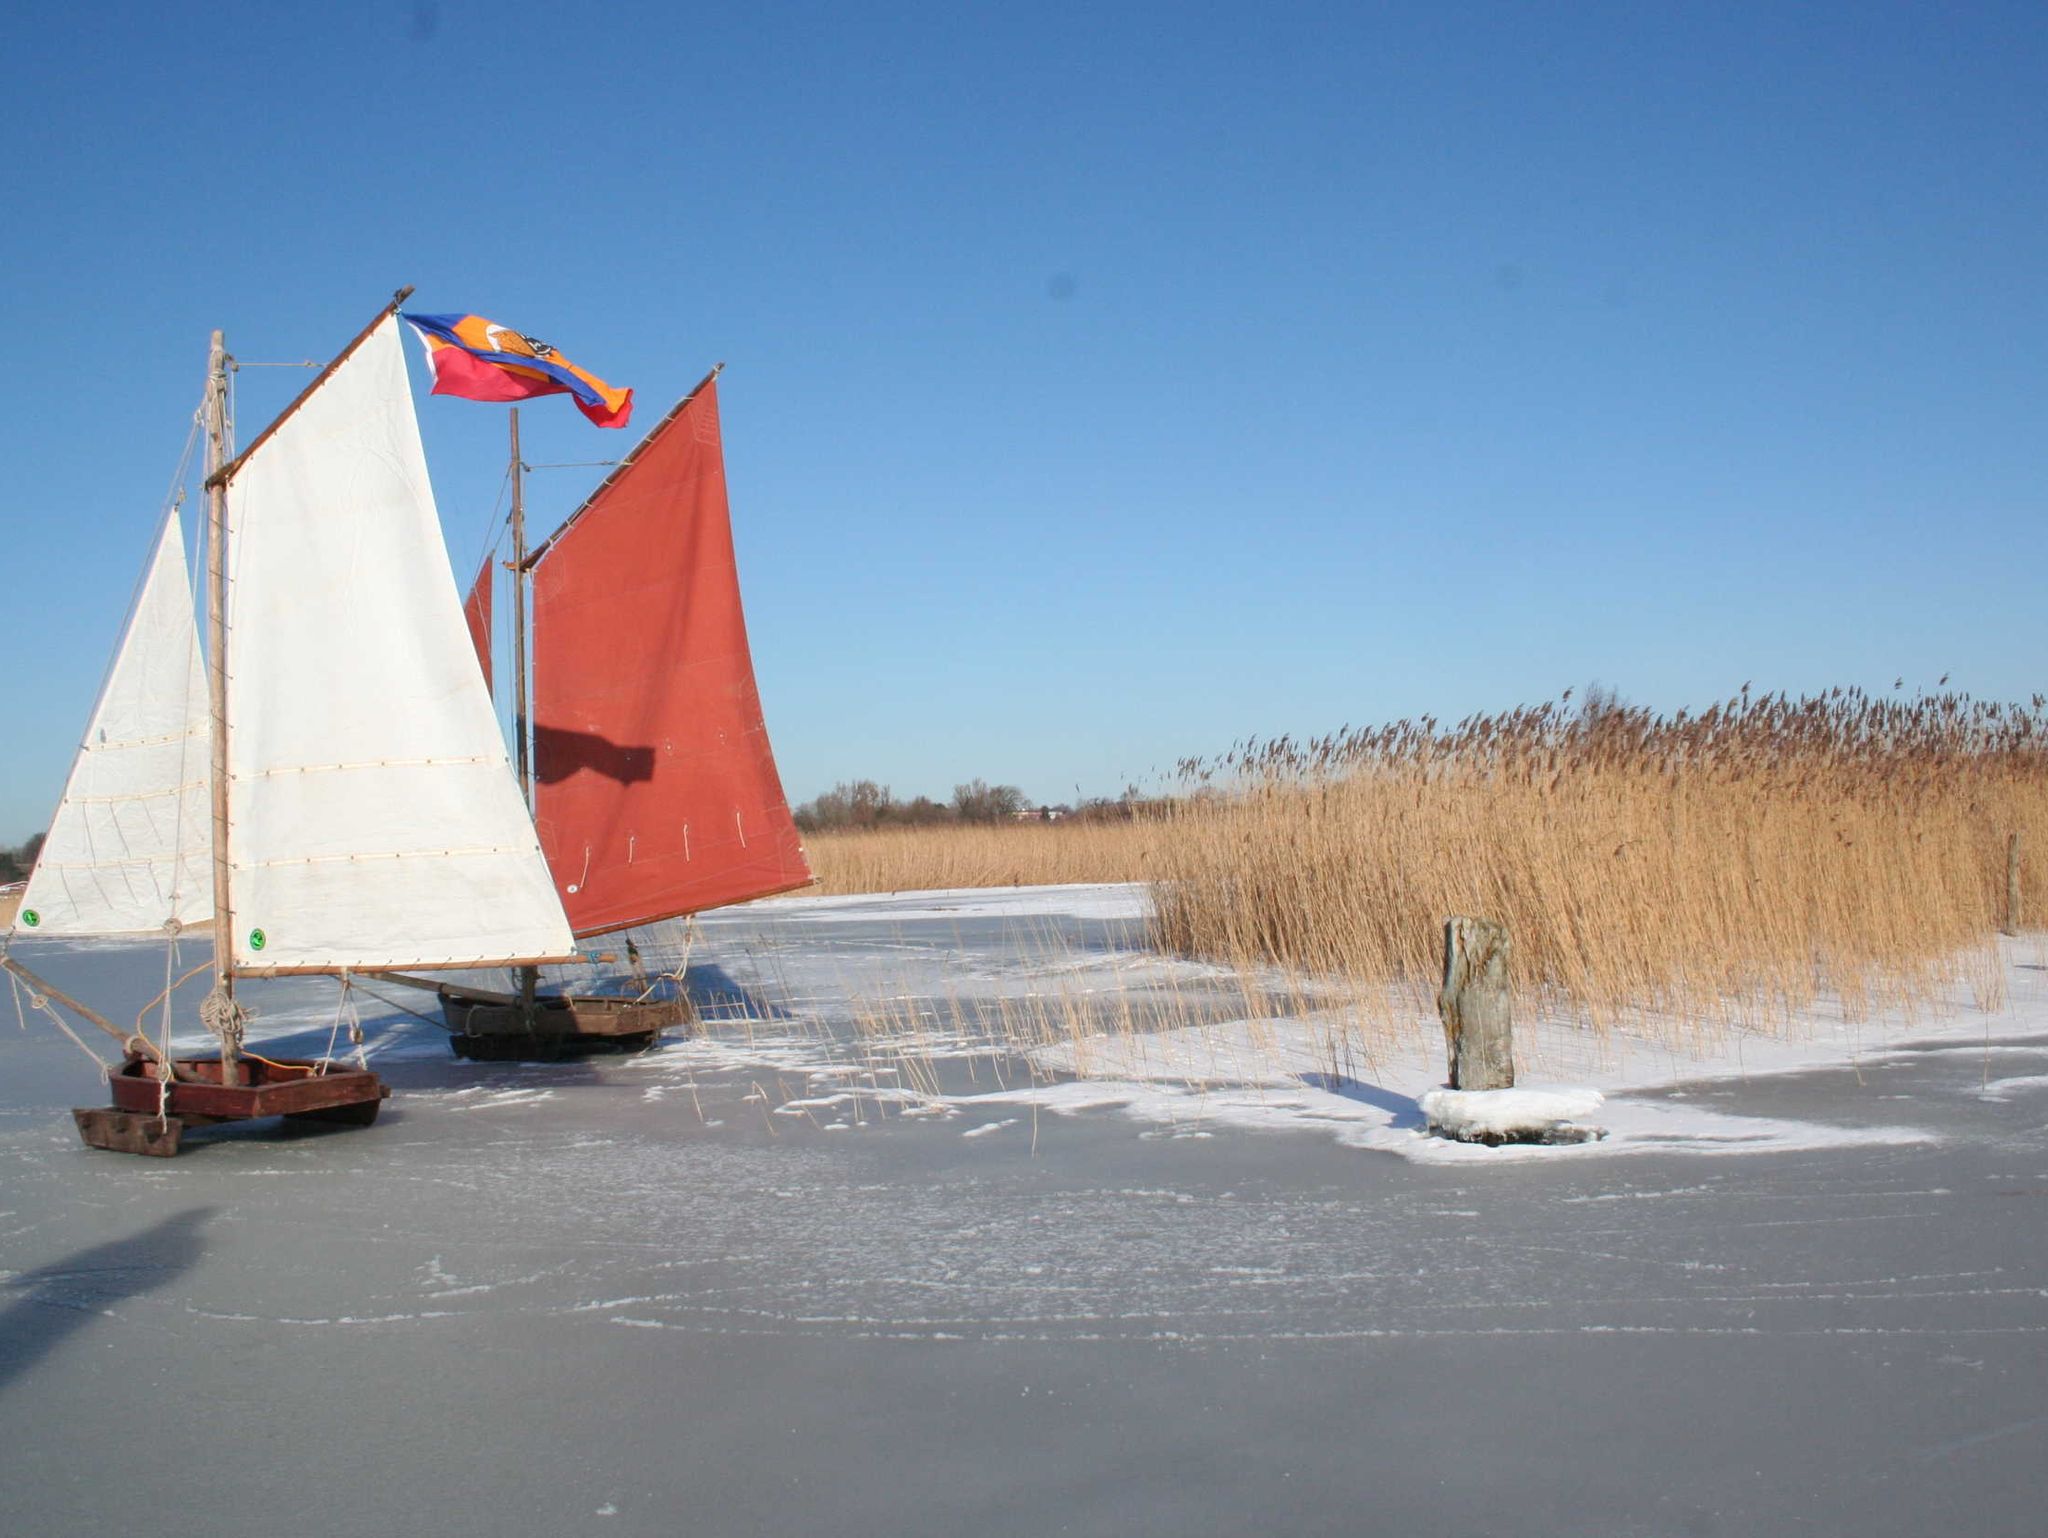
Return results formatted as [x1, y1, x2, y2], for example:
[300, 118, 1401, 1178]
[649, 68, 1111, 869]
[4, 1, 2045, 840]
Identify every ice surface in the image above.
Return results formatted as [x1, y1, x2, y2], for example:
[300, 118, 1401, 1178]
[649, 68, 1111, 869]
[13, 882, 2041, 1164]
[8, 886, 2048, 1535]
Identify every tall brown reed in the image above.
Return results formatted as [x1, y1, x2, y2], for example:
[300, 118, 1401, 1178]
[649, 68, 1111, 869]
[802, 819, 1161, 896]
[1154, 689, 2048, 1028]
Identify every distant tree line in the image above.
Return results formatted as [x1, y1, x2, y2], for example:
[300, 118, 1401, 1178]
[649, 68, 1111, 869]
[0, 832, 44, 884]
[792, 782, 1174, 833]
[794, 779, 1030, 832]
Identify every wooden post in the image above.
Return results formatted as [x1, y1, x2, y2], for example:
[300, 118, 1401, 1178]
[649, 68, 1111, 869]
[2005, 832, 2022, 937]
[1439, 916, 1513, 1091]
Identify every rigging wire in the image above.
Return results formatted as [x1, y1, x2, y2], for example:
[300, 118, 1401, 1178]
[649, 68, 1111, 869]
[468, 460, 514, 581]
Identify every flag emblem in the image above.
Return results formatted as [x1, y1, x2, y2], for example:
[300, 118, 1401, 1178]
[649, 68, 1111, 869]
[402, 311, 633, 428]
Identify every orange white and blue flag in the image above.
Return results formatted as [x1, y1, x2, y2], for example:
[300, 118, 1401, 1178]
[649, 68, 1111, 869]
[402, 311, 633, 428]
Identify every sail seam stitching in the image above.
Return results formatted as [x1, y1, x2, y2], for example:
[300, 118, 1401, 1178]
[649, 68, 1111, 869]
[232, 845, 537, 869]
[78, 729, 207, 752]
[63, 781, 209, 805]
[232, 755, 499, 779]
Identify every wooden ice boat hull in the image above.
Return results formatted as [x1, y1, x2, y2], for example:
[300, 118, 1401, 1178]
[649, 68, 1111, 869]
[75, 1055, 390, 1157]
[439, 987, 693, 1061]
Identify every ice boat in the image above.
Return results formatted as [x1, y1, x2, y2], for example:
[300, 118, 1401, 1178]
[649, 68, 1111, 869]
[418, 366, 813, 1058]
[1, 290, 577, 1153]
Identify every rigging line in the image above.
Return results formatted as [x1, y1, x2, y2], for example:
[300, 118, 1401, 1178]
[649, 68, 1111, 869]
[318, 974, 366, 1071]
[229, 359, 321, 368]
[470, 460, 514, 578]
[159, 372, 210, 936]
[525, 460, 623, 469]
[135, 958, 212, 1034]
[154, 935, 178, 1124]
[160, 393, 204, 518]
[346, 979, 451, 1036]
[7, 966, 112, 1073]
[157, 934, 182, 1126]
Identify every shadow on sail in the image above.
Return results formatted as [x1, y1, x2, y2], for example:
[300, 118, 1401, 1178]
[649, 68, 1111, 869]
[532, 724, 656, 786]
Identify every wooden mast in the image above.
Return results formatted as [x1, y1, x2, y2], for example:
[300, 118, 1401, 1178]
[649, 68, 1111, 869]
[510, 407, 539, 1023]
[203, 328, 239, 1085]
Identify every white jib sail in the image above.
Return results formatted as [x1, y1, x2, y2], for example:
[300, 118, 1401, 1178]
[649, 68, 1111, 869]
[12, 512, 214, 938]
[222, 314, 574, 972]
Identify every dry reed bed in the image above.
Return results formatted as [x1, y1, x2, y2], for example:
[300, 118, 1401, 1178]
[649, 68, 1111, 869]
[806, 690, 2048, 1047]
[1153, 689, 2048, 1031]
[802, 819, 1161, 896]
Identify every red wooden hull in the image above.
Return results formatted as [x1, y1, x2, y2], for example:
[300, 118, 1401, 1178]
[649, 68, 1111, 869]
[75, 1056, 389, 1156]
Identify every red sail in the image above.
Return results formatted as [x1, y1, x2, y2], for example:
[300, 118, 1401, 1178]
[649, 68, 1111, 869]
[530, 374, 811, 936]
[463, 554, 493, 696]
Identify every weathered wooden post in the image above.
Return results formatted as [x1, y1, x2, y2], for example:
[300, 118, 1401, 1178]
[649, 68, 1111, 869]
[1439, 916, 1513, 1091]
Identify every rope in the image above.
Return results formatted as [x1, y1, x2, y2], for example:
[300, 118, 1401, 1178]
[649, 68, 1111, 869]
[318, 974, 367, 1071]
[631, 919, 697, 1005]
[136, 959, 211, 1034]
[199, 985, 248, 1059]
[7, 966, 112, 1073]
[154, 932, 184, 1128]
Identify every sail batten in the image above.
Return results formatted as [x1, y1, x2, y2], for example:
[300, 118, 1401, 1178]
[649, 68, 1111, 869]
[531, 375, 810, 935]
[11, 512, 213, 938]
[220, 315, 575, 972]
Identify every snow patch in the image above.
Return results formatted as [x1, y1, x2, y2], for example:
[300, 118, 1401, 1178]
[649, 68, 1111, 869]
[1420, 1087, 1606, 1145]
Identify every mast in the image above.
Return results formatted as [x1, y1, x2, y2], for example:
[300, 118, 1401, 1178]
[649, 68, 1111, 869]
[203, 328, 240, 1083]
[510, 407, 539, 1021]
[510, 406, 532, 799]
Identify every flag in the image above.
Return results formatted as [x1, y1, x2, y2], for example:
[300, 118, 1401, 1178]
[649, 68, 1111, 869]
[402, 311, 633, 428]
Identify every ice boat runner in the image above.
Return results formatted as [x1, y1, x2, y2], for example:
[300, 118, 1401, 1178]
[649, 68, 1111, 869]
[0, 289, 577, 1154]
[392, 348, 813, 1059]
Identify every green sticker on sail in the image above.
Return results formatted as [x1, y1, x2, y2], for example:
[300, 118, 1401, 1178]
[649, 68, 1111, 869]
[248, 927, 267, 952]
[19, 909, 38, 928]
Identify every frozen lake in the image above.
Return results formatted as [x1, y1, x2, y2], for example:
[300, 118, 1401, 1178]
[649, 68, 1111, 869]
[7, 886, 2048, 1535]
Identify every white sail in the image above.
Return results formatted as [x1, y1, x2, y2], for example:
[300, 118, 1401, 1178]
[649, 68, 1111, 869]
[11, 513, 214, 938]
[222, 314, 575, 972]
